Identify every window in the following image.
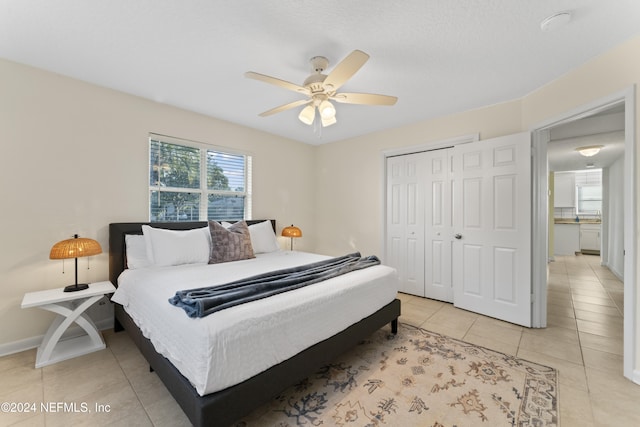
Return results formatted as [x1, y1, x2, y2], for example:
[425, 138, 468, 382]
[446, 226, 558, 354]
[149, 134, 252, 222]
[575, 169, 602, 216]
[576, 185, 602, 215]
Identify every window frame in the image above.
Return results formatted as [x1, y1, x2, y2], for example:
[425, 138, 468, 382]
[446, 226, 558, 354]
[148, 133, 252, 222]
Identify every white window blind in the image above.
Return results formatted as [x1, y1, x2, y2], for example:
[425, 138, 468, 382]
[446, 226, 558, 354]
[575, 169, 602, 215]
[149, 134, 252, 222]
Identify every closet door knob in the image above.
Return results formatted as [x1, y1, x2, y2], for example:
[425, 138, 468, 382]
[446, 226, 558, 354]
[454, 233, 462, 239]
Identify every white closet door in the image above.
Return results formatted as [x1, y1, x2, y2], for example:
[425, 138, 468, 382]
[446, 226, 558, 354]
[386, 155, 425, 296]
[423, 149, 454, 302]
[452, 132, 532, 327]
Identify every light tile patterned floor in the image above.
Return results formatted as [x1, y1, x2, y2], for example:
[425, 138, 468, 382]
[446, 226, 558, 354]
[1, 254, 638, 426]
[398, 254, 637, 427]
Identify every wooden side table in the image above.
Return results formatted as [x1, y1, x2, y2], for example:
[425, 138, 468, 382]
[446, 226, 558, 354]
[21, 281, 116, 368]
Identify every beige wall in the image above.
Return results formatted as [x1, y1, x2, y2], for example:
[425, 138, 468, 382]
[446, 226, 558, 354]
[3, 33, 640, 368]
[314, 99, 523, 257]
[315, 34, 640, 378]
[315, 35, 640, 259]
[0, 59, 316, 347]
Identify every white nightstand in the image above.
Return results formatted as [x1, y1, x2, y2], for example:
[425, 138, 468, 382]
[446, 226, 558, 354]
[21, 281, 116, 368]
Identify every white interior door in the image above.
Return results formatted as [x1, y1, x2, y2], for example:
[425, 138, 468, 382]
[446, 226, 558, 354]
[423, 149, 454, 302]
[452, 133, 532, 327]
[386, 155, 425, 296]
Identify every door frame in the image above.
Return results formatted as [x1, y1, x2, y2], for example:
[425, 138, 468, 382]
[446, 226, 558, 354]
[530, 86, 638, 383]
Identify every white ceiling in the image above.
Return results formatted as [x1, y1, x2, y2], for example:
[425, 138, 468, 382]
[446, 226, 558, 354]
[548, 105, 625, 172]
[2, 0, 640, 145]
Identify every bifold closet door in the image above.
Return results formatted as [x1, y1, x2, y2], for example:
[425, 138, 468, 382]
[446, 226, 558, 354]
[423, 149, 454, 303]
[386, 154, 425, 296]
[386, 132, 532, 326]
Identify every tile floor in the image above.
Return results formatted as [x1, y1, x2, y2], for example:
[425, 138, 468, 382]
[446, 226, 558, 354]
[400, 254, 637, 426]
[1, 254, 638, 426]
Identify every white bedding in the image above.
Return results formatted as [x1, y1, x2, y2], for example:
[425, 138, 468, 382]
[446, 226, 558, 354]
[111, 251, 398, 396]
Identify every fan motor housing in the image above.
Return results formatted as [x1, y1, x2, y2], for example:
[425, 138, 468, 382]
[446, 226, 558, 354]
[303, 75, 327, 93]
[304, 56, 330, 93]
[309, 56, 329, 73]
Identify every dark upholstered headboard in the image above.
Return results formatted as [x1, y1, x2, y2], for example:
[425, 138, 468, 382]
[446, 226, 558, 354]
[108, 220, 276, 287]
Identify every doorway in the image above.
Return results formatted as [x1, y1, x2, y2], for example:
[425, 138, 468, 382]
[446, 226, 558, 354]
[531, 87, 637, 384]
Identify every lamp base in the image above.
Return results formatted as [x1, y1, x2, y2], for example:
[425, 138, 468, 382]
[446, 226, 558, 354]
[64, 283, 89, 292]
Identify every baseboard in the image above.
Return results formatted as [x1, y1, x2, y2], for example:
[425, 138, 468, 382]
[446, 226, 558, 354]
[0, 318, 113, 358]
[601, 260, 624, 281]
[631, 368, 640, 386]
[609, 266, 624, 281]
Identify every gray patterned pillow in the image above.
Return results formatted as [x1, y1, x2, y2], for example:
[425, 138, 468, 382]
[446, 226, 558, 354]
[208, 220, 255, 264]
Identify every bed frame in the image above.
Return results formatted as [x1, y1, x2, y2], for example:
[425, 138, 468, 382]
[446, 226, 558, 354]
[109, 220, 401, 427]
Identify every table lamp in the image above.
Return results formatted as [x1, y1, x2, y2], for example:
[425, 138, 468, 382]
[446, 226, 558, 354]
[281, 225, 302, 251]
[50, 234, 103, 292]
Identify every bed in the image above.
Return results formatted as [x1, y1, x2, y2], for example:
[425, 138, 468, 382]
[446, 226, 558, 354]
[109, 220, 401, 427]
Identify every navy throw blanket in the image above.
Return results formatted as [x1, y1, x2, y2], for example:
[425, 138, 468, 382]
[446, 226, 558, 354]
[169, 252, 380, 318]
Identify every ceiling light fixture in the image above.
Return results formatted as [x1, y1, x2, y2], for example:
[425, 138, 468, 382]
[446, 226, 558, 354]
[321, 115, 337, 127]
[298, 99, 337, 127]
[540, 11, 572, 32]
[576, 145, 603, 157]
[298, 105, 315, 125]
[319, 100, 336, 119]
[246, 50, 397, 130]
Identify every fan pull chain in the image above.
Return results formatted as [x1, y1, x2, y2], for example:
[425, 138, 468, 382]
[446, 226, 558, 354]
[314, 108, 322, 137]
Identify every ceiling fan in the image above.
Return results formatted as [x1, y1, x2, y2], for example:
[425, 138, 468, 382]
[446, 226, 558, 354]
[245, 50, 397, 127]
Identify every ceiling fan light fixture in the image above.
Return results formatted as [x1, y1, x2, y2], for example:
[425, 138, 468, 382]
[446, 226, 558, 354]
[319, 100, 336, 119]
[245, 50, 397, 129]
[321, 115, 336, 127]
[298, 105, 315, 125]
[576, 145, 603, 157]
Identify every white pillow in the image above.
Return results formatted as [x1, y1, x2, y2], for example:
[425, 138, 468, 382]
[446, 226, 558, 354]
[248, 220, 280, 254]
[125, 234, 152, 269]
[141, 225, 210, 267]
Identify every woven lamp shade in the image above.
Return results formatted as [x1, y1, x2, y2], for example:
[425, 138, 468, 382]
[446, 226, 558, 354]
[281, 225, 302, 238]
[49, 236, 103, 260]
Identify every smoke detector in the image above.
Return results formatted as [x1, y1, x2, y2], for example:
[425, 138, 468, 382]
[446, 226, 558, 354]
[540, 12, 572, 32]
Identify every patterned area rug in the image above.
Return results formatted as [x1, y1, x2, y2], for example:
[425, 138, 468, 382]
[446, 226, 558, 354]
[235, 323, 558, 426]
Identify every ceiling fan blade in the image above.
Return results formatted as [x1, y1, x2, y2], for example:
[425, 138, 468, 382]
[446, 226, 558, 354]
[258, 99, 311, 117]
[332, 92, 398, 106]
[245, 71, 310, 96]
[323, 50, 369, 92]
